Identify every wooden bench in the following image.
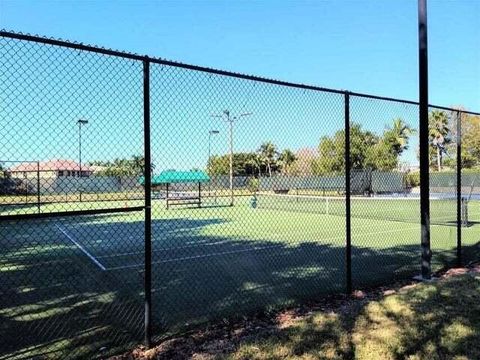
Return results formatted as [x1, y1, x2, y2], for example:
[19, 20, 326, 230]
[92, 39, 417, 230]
[166, 196, 201, 209]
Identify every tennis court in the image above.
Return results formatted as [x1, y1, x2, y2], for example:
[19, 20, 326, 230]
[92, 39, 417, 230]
[2, 194, 479, 337]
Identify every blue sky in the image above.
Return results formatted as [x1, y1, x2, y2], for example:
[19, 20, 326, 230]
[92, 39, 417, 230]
[0, 0, 478, 170]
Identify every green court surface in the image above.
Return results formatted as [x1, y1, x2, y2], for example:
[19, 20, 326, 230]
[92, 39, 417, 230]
[0, 196, 479, 358]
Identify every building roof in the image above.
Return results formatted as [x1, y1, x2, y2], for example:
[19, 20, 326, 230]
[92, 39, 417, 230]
[139, 170, 210, 185]
[9, 159, 92, 172]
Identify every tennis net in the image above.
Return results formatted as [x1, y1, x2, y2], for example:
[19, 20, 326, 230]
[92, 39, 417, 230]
[256, 193, 469, 226]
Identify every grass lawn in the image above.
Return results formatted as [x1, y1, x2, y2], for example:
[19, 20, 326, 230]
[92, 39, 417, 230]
[0, 196, 479, 359]
[226, 273, 480, 360]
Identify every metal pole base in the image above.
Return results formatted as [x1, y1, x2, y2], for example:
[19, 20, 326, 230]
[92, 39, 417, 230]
[412, 274, 438, 282]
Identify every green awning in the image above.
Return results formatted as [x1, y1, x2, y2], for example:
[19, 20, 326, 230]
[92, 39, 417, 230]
[139, 170, 210, 185]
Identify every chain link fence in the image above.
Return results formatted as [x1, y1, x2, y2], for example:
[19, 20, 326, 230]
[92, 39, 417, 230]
[1, 31, 479, 359]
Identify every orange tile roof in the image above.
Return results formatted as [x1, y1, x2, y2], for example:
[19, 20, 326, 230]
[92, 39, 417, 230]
[9, 159, 92, 172]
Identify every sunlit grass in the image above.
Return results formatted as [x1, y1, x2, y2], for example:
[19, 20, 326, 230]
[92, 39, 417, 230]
[227, 275, 480, 360]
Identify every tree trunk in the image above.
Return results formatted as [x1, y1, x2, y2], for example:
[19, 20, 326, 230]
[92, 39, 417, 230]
[267, 162, 272, 177]
[437, 146, 442, 171]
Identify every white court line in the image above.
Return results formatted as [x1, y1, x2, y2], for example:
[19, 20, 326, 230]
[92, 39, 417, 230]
[55, 224, 107, 271]
[94, 210, 459, 261]
[105, 224, 421, 271]
[97, 221, 381, 260]
[106, 244, 284, 271]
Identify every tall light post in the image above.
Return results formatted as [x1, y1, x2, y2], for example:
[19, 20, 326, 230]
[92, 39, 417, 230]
[77, 119, 88, 201]
[208, 130, 220, 194]
[418, 0, 431, 280]
[211, 110, 252, 206]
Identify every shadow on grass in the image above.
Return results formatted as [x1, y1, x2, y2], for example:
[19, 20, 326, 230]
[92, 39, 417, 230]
[0, 214, 479, 359]
[224, 273, 480, 360]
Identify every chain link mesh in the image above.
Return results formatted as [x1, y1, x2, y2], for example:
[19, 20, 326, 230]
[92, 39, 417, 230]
[0, 31, 479, 358]
[1, 35, 145, 359]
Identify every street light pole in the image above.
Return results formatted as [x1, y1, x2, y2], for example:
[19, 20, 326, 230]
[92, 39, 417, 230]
[226, 111, 234, 206]
[77, 119, 88, 202]
[208, 130, 220, 194]
[211, 110, 252, 206]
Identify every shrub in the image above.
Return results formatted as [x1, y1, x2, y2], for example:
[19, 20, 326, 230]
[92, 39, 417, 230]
[405, 172, 420, 188]
[247, 177, 260, 194]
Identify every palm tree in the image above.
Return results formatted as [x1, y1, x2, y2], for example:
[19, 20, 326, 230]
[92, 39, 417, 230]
[246, 154, 263, 176]
[258, 142, 278, 177]
[385, 118, 416, 156]
[278, 149, 296, 175]
[428, 110, 451, 171]
[0, 163, 7, 179]
[131, 155, 145, 175]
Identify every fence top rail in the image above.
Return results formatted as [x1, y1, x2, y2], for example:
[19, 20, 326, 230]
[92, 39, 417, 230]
[1, 29, 479, 116]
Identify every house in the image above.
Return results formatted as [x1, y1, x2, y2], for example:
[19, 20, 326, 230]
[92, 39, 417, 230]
[9, 159, 92, 179]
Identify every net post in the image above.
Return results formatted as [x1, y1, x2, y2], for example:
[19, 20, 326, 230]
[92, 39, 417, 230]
[456, 110, 462, 266]
[143, 58, 153, 349]
[461, 197, 468, 227]
[418, 0, 431, 279]
[344, 92, 352, 294]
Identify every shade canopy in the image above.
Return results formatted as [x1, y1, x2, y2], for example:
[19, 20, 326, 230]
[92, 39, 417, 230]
[139, 170, 210, 185]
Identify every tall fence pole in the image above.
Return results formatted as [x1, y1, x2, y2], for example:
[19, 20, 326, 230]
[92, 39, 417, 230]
[456, 111, 462, 266]
[37, 161, 41, 213]
[143, 58, 153, 348]
[418, 0, 431, 279]
[345, 92, 352, 294]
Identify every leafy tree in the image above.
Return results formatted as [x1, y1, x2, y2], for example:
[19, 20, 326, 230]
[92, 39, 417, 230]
[428, 110, 451, 171]
[313, 119, 415, 174]
[365, 119, 415, 171]
[313, 134, 343, 175]
[462, 114, 480, 168]
[290, 148, 317, 176]
[278, 149, 296, 175]
[258, 142, 278, 177]
[350, 124, 378, 168]
[208, 153, 260, 176]
[365, 141, 398, 171]
[90, 155, 154, 176]
[313, 124, 378, 175]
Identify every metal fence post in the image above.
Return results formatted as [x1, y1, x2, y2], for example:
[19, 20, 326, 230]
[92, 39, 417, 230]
[418, 0, 431, 279]
[143, 58, 153, 348]
[345, 92, 352, 294]
[37, 161, 41, 213]
[456, 111, 462, 266]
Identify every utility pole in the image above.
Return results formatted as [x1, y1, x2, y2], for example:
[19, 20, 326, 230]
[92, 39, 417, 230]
[77, 119, 88, 202]
[208, 129, 219, 194]
[211, 110, 252, 206]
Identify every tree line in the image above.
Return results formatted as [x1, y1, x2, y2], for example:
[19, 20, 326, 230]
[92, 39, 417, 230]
[89, 155, 153, 176]
[208, 110, 480, 177]
[85, 110, 479, 178]
[208, 118, 416, 177]
[428, 110, 480, 171]
[207, 144, 297, 177]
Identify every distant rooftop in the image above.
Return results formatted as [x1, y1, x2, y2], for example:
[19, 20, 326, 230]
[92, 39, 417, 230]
[9, 159, 92, 172]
